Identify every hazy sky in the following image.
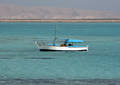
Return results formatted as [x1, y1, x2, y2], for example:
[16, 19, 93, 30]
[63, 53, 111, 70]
[1, 0, 120, 12]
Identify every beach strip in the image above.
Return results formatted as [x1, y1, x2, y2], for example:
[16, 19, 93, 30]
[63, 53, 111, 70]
[0, 19, 120, 22]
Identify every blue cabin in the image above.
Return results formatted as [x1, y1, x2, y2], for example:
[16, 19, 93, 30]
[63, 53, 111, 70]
[65, 39, 84, 43]
[60, 39, 86, 47]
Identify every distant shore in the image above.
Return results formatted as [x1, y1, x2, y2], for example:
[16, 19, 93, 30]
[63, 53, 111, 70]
[0, 19, 120, 22]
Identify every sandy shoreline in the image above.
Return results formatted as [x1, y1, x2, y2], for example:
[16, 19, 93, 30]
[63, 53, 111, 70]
[0, 19, 120, 22]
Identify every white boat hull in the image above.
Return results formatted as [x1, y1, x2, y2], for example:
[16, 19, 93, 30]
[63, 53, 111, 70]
[39, 46, 88, 51]
[35, 41, 88, 51]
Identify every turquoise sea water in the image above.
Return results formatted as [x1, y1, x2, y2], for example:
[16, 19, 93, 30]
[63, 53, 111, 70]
[0, 22, 120, 84]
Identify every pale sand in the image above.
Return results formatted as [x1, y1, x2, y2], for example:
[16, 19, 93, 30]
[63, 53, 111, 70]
[0, 19, 120, 22]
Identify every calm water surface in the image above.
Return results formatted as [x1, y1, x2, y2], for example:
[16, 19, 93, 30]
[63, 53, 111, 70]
[0, 22, 120, 85]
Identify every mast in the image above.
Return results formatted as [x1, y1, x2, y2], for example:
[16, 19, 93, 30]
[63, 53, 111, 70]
[53, 25, 57, 46]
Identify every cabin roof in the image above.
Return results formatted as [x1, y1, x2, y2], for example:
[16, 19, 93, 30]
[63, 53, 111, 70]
[65, 39, 84, 43]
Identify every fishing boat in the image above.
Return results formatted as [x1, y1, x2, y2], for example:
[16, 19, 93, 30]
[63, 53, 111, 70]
[35, 39, 88, 51]
[35, 26, 88, 51]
